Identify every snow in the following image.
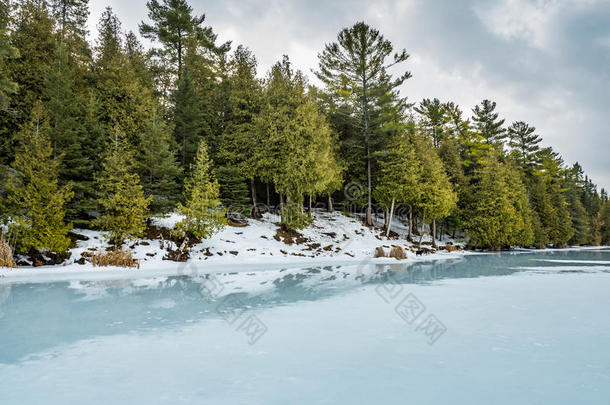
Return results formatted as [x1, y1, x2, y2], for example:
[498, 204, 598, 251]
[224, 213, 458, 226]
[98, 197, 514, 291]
[0, 210, 470, 283]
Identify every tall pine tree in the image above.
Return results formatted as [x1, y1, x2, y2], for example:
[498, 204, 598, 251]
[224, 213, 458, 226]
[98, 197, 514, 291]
[95, 126, 151, 246]
[138, 108, 182, 214]
[316, 22, 411, 225]
[175, 139, 226, 239]
[472, 99, 506, 146]
[5, 101, 73, 253]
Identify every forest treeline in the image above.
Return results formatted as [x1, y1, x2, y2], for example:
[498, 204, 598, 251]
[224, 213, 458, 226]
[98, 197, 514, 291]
[0, 0, 609, 254]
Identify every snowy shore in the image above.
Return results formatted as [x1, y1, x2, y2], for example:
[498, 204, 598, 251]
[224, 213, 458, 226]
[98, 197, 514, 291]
[3, 210, 606, 284]
[0, 211, 471, 283]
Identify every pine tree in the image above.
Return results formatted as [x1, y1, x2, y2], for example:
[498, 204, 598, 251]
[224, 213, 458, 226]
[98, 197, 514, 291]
[535, 147, 574, 245]
[139, 0, 229, 76]
[172, 68, 202, 168]
[414, 98, 445, 148]
[472, 99, 506, 146]
[94, 6, 121, 68]
[1, 0, 56, 165]
[138, 109, 182, 214]
[43, 41, 93, 225]
[0, 0, 18, 110]
[316, 22, 411, 226]
[565, 164, 591, 245]
[507, 121, 541, 171]
[5, 102, 73, 253]
[465, 153, 532, 249]
[412, 131, 457, 247]
[95, 126, 151, 246]
[438, 130, 467, 235]
[374, 121, 422, 236]
[504, 160, 535, 246]
[125, 31, 154, 90]
[256, 57, 341, 228]
[216, 45, 262, 211]
[175, 139, 226, 239]
[599, 191, 610, 245]
[50, 0, 90, 64]
[216, 165, 250, 217]
[93, 8, 156, 149]
[79, 91, 107, 220]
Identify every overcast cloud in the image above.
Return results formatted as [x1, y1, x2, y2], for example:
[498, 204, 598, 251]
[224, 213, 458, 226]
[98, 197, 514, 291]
[88, 0, 610, 190]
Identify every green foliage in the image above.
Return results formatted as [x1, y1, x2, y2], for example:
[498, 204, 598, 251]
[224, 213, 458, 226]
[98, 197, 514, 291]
[5, 102, 73, 253]
[138, 109, 182, 214]
[1, 0, 56, 165]
[218, 46, 262, 176]
[50, 0, 90, 63]
[1, 8, 606, 255]
[465, 153, 534, 249]
[564, 165, 591, 245]
[216, 165, 250, 215]
[95, 126, 151, 246]
[257, 57, 341, 228]
[282, 195, 312, 230]
[43, 41, 94, 226]
[175, 139, 226, 239]
[316, 21, 411, 224]
[139, 0, 229, 75]
[600, 194, 610, 245]
[472, 99, 506, 146]
[374, 121, 422, 209]
[172, 68, 202, 168]
[507, 121, 541, 171]
[414, 98, 445, 148]
[412, 131, 457, 223]
[0, 0, 18, 110]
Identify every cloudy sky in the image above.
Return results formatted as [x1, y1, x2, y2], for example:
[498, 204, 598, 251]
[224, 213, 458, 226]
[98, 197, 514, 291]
[88, 0, 610, 190]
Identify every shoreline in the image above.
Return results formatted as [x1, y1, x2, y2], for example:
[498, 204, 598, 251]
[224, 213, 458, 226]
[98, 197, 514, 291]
[1, 210, 607, 284]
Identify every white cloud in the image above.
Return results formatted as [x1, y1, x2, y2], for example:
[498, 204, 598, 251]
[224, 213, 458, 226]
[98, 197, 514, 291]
[475, 0, 557, 50]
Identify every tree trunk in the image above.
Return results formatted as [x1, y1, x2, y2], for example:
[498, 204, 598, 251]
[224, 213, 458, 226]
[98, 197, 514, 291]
[363, 72, 373, 227]
[250, 178, 259, 218]
[279, 193, 284, 216]
[408, 206, 413, 240]
[308, 195, 312, 216]
[418, 211, 426, 248]
[386, 198, 395, 237]
[328, 193, 333, 212]
[432, 219, 437, 248]
[384, 208, 389, 230]
[266, 181, 270, 207]
[366, 155, 372, 226]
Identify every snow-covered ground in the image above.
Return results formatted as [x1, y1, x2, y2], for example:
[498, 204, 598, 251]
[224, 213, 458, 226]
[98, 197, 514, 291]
[0, 211, 469, 283]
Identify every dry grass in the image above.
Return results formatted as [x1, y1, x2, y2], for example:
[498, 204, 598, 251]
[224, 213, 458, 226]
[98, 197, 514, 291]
[374, 246, 386, 258]
[389, 245, 407, 260]
[0, 237, 17, 268]
[91, 249, 139, 268]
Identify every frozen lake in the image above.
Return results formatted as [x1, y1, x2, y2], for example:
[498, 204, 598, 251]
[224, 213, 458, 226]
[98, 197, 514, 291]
[1, 248, 610, 404]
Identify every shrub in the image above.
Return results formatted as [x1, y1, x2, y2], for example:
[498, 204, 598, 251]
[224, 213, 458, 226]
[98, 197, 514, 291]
[91, 249, 139, 268]
[0, 237, 17, 268]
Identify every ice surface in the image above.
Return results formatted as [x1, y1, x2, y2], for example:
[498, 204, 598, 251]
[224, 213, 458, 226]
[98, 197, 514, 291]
[1, 248, 610, 404]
